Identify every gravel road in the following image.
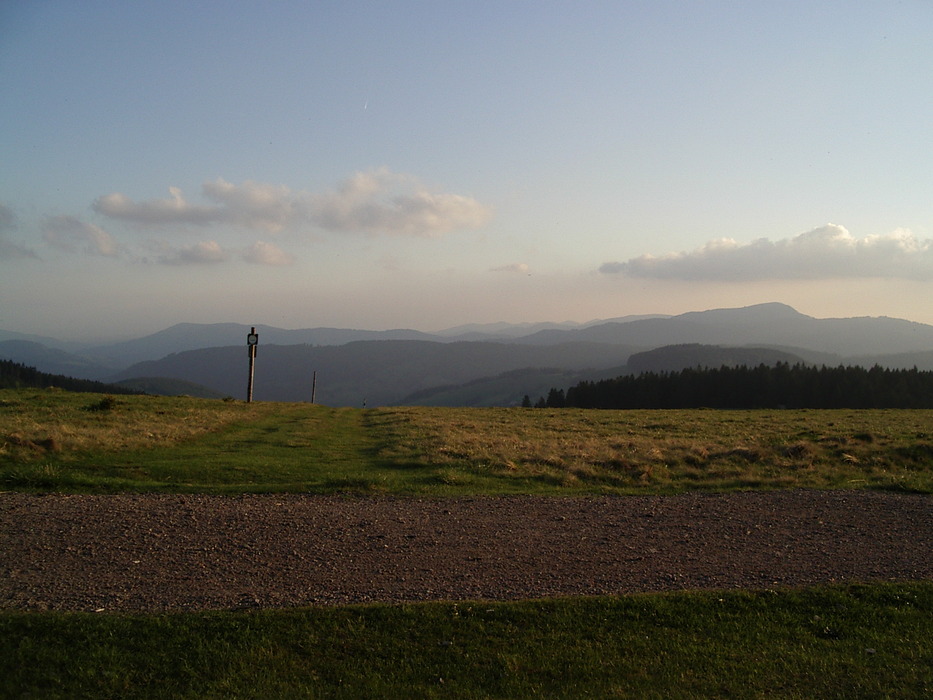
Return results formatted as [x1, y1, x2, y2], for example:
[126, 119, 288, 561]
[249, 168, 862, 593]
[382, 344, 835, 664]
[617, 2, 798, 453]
[2, 490, 930, 612]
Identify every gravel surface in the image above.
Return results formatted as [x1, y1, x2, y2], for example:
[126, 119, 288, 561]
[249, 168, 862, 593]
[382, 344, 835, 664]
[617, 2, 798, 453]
[2, 491, 930, 612]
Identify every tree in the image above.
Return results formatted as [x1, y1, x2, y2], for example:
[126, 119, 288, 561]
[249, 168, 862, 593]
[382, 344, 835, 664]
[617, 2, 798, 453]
[545, 388, 566, 408]
[543, 363, 933, 409]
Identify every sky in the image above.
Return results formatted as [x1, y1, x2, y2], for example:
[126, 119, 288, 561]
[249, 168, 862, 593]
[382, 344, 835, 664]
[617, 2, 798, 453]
[3, 1, 933, 341]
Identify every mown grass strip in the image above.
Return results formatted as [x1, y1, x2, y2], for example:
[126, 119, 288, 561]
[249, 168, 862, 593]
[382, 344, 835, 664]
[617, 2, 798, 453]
[1, 399, 386, 493]
[2, 583, 930, 699]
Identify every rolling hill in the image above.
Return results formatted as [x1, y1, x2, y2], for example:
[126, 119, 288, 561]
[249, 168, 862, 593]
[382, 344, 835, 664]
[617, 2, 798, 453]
[111, 340, 639, 405]
[4, 303, 933, 406]
[516, 303, 933, 356]
[0, 341, 117, 381]
[625, 344, 806, 374]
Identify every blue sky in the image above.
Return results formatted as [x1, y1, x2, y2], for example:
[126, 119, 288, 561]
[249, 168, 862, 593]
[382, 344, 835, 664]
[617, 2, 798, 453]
[3, 1, 933, 340]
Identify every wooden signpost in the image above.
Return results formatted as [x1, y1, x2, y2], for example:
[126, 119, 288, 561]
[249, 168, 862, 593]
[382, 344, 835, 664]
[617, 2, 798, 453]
[246, 327, 258, 402]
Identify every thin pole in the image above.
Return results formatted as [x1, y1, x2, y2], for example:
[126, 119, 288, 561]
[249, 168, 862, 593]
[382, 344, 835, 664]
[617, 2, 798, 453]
[247, 326, 257, 402]
[247, 348, 255, 402]
[311, 371, 317, 404]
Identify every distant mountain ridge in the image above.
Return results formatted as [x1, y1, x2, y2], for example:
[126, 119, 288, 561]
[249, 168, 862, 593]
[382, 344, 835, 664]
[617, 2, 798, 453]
[515, 303, 933, 355]
[3, 302, 933, 406]
[435, 314, 670, 341]
[111, 340, 639, 406]
[0, 340, 117, 380]
[86, 323, 439, 367]
[0, 358, 140, 395]
[626, 344, 806, 374]
[6, 302, 933, 370]
[0, 330, 94, 354]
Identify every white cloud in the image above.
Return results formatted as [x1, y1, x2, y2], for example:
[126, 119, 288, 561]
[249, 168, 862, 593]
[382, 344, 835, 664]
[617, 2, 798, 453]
[243, 240, 294, 266]
[0, 203, 38, 260]
[0, 203, 16, 233]
[92, 169, 492, 237]
[42, 215, 120, 257]
[203, 179, 295, 233]
[159, 240, 228, 265]
[94, 187, 220, 225]
[491, 262, 530, 273]
[305, 168, 492, 237]
[0, 238, 38, 260]
[600, 224, 933, 281]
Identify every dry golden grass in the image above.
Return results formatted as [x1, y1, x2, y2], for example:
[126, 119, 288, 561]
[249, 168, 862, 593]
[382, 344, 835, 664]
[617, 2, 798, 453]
[0, 389, 276, 460]
[371, 406, 933, 492]
[3, 389, 931, 494]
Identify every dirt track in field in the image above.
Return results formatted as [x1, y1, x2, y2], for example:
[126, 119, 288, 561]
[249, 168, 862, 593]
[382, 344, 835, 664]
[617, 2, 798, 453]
[2, 490, 930, 612]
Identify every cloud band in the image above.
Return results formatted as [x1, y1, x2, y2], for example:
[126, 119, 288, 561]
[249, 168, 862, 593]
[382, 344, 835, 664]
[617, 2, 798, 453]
[93, 169, 491, 238]
[600, 225, 933, 281]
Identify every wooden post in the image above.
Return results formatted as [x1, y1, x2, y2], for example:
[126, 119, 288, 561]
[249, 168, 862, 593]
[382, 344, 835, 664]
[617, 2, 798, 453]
[246, 327, 258, 402]
[311, 370, 317, 404]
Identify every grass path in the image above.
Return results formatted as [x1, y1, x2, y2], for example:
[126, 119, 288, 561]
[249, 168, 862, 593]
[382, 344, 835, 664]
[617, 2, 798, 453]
[43, 404, 393, 493]
[9, 404, 464, 493]
[4, 390, 933, 494]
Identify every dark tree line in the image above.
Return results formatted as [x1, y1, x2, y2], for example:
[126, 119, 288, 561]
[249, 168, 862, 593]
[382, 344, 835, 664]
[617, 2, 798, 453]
[0, 359, 140, 394]
[535, 363, 933, 409]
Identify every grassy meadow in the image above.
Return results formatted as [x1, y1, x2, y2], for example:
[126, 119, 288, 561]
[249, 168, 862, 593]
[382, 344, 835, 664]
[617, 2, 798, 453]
[3, 387, 932, 697]
[2, 387, 932, 494]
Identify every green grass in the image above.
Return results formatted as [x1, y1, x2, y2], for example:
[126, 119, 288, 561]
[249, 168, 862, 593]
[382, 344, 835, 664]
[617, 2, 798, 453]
[3, 583, 930, 698]
[3, 389, 932, 493]
[3, 389, 932, 697]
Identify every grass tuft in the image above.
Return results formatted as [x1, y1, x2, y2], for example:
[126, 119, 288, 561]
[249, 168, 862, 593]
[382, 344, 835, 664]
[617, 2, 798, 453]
[84, 395, 119, 412]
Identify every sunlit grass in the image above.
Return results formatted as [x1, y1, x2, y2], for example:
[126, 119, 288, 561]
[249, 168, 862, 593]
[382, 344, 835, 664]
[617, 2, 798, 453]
[3, 390, 931, 697]
[372, 406, 933, 494]
[2, 389, 932, 494]
[0, 389, 276, 457]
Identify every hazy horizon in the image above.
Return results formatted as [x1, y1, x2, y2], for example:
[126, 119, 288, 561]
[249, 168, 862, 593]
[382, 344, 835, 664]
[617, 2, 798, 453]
[3, 2, 933, 341]
[4, 301, 933, 347]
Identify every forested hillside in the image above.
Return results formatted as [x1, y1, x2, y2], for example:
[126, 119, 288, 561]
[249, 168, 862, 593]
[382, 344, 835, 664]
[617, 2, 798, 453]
[625, 344, 804, 374]
[540, 363, 933, 409]
[0, 360, 140, 394]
